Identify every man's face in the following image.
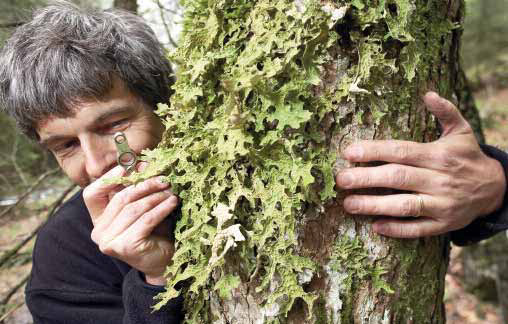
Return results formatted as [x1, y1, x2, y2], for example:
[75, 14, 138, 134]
[37, 81, 165, 187]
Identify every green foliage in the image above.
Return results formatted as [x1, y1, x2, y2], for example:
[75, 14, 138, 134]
[329, 236, 393, 293]
[0, 113, 56, 195]
[118, 0, 456, 321]
[151, 1, 335, 316]
[326, 236, 393, 321]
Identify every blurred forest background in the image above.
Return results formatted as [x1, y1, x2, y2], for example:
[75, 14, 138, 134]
[0, 0, 506, 323]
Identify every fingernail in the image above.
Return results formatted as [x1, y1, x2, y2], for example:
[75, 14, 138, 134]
[344, 197, 359, 213]
[345, 145, 363, 160]
[338, 172, 354, 187]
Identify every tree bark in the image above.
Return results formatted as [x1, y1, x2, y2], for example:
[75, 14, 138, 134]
[113, 0, 137, 13]
[142, 0, 466, 322]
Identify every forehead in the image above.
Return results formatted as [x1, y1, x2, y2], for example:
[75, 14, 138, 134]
[36, 81, 142, 137]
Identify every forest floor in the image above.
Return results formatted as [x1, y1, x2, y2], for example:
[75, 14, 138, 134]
[0, 88, 506, 323]
[444, 86, 507, 323]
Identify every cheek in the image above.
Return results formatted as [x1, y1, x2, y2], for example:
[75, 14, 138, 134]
[129, 121, 164, 151]
[58, 156, 87, 186]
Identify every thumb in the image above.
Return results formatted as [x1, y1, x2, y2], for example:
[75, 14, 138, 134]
[83, 165, 125, 218]
[423, 91, 472, 137]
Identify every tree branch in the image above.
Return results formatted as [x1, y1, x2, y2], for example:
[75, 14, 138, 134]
[154, 0, 178, 48]
[0, 274, 29, 306]
[0, 183, 77, 269]
[0, 168, 60, 220]
[0, 22, 24, 29]
[0, 300, 24, 323]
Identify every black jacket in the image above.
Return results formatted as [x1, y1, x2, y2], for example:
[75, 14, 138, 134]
[25, 144, 508, 323]
[25, 190, 184, 323]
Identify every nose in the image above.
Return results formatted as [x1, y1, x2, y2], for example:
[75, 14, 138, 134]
[81, 135, 116, 181]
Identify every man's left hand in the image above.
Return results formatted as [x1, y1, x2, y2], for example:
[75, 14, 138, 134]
[336, 92, 507, 238]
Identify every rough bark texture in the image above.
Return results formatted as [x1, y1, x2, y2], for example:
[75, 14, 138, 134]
[113, 0, 137, 13]
[208, 1, 458, 322]
[129, 1, 466, 323]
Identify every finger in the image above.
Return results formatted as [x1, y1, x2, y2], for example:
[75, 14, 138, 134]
[372, 218, 446, 238]
[105, 162, 150, 201]
[136, 161, 149, 172]
[97, 176, 171, 227]
[423, 92, 472, 137]
[94, 190, 175, 240]
[336, 164, 443, 194]
[342, 140, 434, 168]
[344, 194, 432, 218]
[83, 165, 126, 217]
[127, 195, 179, 238]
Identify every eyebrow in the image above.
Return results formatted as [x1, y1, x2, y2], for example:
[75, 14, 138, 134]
[39, 106, 134, 148]
[39, 135, 70, 149]
[93, 106, 133, 124]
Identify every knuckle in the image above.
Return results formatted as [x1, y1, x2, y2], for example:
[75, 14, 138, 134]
[137, 179, 154, 192]
[141, 213, 160, 228]
[115, 244, 130, 258]
[400, 199, 417, 216]
[98, 242, 114, 255]
[82, 187, 94, 203]
[114, 189, 132, 206]
[121, 204, 139, 220]
[441, 155, 461, 170]
[441, 201, 458, 220]
[433, 148, 459, 169]
[90, 230, 100, 244]
[391, 166, 409, 187]
[357, 172, 369, 187]
[440, 176, 460, 191]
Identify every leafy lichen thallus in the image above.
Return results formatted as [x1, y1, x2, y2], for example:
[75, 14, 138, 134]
[113, 132, 138, 173]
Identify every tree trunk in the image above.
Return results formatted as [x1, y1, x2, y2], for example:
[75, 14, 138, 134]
[140, 0, 465, 322]
[113, 0, 137, 13]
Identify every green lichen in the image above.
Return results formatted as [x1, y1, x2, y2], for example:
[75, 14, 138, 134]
[147, 1, 337, 319]
[326, 236, 393, 321]
[111, 0, 456, 322]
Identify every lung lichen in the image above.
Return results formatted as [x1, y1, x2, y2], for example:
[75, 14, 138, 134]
[115, 0, 455, 322]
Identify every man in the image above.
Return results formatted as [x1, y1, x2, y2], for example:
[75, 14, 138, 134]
[0, 2, 506, 324]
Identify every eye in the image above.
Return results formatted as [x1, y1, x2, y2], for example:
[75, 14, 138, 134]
[53, 140, 79, 156]
[108, 119, 128, 129]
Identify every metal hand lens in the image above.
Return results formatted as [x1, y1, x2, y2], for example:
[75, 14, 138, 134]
[114, 132, 138, 172]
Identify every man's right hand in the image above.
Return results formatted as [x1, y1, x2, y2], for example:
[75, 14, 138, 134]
[83, 165, 179, 286]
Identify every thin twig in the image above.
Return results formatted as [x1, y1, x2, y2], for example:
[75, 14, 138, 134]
[151, 0, 180, 14]
[0, 300, 24, 323]
[154, 0, 178, 48]
[0, 183, 77, 269]
[0, 273, 30, 306]
[0, 168, 60, 219]
[0, 22, 24, 28]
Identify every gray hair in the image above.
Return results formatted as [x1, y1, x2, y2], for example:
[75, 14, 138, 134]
[0, 1, 174, 139]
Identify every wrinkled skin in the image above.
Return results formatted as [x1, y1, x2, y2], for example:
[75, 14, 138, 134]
[37, 80, 177, 285]
[336, 92, 507, 238]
